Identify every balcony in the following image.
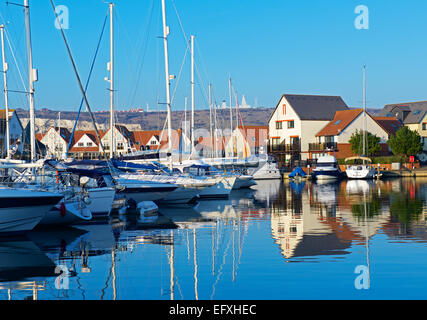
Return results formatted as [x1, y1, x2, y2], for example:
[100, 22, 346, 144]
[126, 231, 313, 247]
[309, 142, 338, 152]
[269, 143, 301, 153]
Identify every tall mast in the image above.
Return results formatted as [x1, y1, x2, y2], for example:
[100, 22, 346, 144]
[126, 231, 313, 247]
[363, 65, 366, 157]
[184, 96, 187, 153]
[229, 77, 234, 157]
[24, 0, 37, 162]
[108, 3, 115, 159]
[0, 25, 10, 159]
[190, 35, 195, 154]
[209, 83, 214, 158]
[161, 0, 173, 169]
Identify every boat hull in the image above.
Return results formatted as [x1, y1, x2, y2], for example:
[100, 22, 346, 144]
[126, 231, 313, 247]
[156, 187, 200, 205]
[86, 187, 116, 217]
[199, 177, 235, 199]
[0, 191, 63, 234]
[39, 201, 92, 226]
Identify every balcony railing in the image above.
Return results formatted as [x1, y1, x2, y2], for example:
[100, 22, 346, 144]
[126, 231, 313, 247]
[309, 142, 338, 152]
[270, 143, 301, 153]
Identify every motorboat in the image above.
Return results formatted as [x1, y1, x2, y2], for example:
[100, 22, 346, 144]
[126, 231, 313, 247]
[247, 155, 282, 180]
[311, 155, 342, 181]
[0, 187, 63, 234]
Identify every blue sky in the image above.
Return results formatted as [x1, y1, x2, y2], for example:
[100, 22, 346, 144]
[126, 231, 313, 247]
[0, 0, 427, 113]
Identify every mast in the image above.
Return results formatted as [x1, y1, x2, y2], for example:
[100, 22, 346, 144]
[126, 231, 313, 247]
[0, 25, 10, 159]
[229, 77, 234, 157]
[108, 3, 115, 159]
[209, 83, 214, 158]
[184, 96, 187, 153]
[363, 65, 366, 158]
[190, 35, 195, 154]
[24, 0, 37, 162]
[161, 0, 173, 169]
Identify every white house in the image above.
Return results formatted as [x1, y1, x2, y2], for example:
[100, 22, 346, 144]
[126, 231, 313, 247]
[268, 94, 349, 162]
[0, 109, 24, 156]
[101, 125, 134, 156]
[40, 127, 71, 158]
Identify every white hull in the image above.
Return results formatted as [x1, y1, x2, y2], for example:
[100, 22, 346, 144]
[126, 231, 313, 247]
[117, 179, 178, 202]
[39, 200, 92, 226]
[346, 166, 377, 179]
[249, 162, 282, 180]
[199, 177, 235, 199]
[0, 189, 63, 234]
[0, 205, 55, 233]
[86, 187, 116, 217]
[233, 175, 257, 190]
[157, 187, 200, 205]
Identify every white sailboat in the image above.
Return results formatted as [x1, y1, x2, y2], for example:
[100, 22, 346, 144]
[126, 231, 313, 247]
[345, 66, 377, 180]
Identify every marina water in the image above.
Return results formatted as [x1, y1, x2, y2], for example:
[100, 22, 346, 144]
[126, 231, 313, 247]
[1, 178, 427, 300]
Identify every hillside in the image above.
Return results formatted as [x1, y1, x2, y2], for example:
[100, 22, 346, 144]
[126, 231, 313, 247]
[16, 108, 275, 133]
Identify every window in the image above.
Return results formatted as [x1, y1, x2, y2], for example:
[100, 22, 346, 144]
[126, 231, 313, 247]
[334, 120, 341, 125]
[272, 138, 281, 145]
[423, 123, 427, 131]
[117, 142, 124, 150]
[287, 121, 295, 129]
[87, 142, 93, 147]
[276, 121, 283, 130]
[151, 140, 157, 145]
[78, 142, 84, 147]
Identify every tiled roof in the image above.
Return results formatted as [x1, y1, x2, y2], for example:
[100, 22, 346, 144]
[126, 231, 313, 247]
[373, 117, 402, 136]
[279, 94, 349, 121]
[380, 101, 427, 124]
[316, 109, 363, 137]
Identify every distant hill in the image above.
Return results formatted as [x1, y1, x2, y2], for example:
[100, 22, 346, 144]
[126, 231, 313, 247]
[16, 108, 275, 133]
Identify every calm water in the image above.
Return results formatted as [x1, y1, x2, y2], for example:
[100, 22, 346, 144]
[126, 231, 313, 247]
[1, 178, 427, 300]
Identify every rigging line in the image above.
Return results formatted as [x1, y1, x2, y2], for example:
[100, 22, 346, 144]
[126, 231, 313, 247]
[170, 43, 189, 105]
[3, 27, 27, 93]
[66, 10, 109, 157]
[116, 0, 156, 109]
[49, 0, 113, 176]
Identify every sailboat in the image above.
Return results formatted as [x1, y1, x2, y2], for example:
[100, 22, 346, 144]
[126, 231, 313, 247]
[345, 66, 377, 180]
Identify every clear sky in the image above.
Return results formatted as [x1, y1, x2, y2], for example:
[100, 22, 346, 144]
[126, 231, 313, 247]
[0, 0, 426, 113]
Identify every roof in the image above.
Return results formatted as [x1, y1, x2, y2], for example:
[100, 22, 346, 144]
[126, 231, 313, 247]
[272, 94, 349, 121]
[380, 101, 427, 124]
[372, 117, 402, 136]
[316, 109, 363, 137]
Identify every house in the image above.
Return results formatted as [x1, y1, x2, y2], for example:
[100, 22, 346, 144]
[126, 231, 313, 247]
[268, 94, 349, 164]
[0, 109, 24, 157]
[224, 126, 269, 159]
[378, 101, 427, 160]
[39, 126, 72, 158]
[100, 125, 135, 156]
[314, 109, 402, 159]
[68, 130, 104, 160]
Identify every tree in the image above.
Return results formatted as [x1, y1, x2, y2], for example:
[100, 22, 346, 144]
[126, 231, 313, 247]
[349, 130, 381, 156]
[388, 126, 422, 158]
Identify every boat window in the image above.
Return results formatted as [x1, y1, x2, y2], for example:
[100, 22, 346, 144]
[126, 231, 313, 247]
[316, 162, 337, 168]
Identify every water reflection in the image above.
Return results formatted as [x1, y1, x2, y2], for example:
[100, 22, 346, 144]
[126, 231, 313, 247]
[0, 178, 427, 299]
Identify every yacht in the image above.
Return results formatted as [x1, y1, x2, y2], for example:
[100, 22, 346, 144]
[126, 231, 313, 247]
[345, 157, 377, 180]
[0, 188, 63, 234]
[311, 155, 342, 181]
